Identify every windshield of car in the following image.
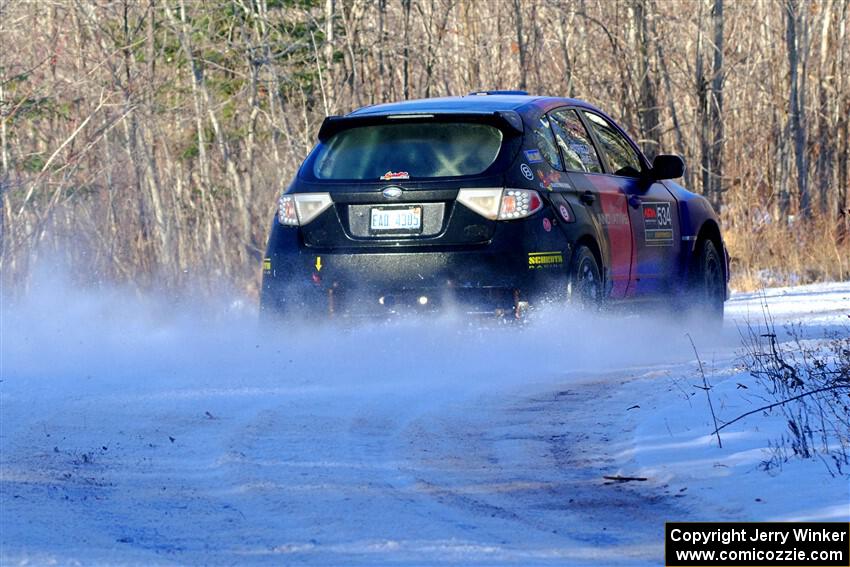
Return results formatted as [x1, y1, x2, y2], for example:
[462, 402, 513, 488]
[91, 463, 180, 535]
[313, 122, 503, 180]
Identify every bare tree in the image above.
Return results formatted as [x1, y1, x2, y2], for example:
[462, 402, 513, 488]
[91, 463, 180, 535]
[633, 0, 660, 160]
[786, 0, 810, 217]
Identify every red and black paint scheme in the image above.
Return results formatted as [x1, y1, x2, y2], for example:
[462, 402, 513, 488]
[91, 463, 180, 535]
[261, 92, 728, 319]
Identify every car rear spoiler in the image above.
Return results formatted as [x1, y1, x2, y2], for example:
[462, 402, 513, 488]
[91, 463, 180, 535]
[317, 111, 524, 142]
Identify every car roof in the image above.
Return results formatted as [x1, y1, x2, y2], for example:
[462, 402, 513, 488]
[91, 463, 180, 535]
[347, 95, 600, 116]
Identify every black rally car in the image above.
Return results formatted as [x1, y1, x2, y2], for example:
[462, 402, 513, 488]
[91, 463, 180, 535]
[261, 92, 728, 319]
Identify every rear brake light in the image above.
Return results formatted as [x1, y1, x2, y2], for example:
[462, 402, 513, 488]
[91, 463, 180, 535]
[457, 188, 543, 221]
[278, 193, 333, 226]
[499, 189, 542, 219]
[278, 195, 298, 225]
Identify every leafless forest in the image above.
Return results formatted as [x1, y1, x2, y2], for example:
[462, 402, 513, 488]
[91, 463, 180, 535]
[1, 0, 848, 297]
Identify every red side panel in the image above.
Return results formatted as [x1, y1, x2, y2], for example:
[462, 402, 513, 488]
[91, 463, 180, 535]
[587, 176, 634, 299]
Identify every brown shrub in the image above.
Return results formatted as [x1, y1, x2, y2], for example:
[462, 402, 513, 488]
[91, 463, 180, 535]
[725, 212, 850, 292]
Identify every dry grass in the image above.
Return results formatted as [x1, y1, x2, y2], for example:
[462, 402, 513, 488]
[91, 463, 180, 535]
[725, 214, 850, 292]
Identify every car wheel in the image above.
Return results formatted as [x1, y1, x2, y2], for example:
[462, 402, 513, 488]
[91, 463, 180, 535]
[692, 239, 725, 321]
[567, 245, 602, 307]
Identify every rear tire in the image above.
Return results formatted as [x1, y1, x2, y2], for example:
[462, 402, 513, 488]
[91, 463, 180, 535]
[567, 245, 602, 307]
[691, 239, 725, 322]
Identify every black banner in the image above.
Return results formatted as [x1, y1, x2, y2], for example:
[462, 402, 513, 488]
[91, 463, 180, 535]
[665, 522, 849, 566]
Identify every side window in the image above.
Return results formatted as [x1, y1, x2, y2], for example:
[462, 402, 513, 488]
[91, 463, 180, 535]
[529, 114, 562, 170]
[548, 108, 603, 174]
[581, 111, 643, 177]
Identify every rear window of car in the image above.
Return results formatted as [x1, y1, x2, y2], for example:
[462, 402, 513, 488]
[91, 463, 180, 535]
[313, 122, 503, 180]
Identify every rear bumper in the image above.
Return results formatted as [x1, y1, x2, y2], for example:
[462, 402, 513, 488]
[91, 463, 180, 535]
[263, 283, 523, 319]
[261, 227, 571, 317]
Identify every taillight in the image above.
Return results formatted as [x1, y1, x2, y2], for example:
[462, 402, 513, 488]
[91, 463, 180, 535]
[456, 188, 502, 219]
[499, 189, 542, 219]
[278, 195, 298, 225]
[278, 193, 333, 226]
[457, 188, 543, 220]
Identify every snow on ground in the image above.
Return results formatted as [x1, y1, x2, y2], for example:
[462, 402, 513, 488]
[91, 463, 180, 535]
[608, 283, 850, 530]
[1, 280, 848, 565]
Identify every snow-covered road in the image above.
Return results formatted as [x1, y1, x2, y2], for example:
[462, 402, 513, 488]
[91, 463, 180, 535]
[2, 282, 848, 565]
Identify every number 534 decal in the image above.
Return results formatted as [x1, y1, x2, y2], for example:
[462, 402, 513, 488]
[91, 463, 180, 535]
[642, 202, 674, 246]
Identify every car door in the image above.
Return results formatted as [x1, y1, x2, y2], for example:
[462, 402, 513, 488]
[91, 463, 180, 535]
[578, 110, 681, 297]
[547, 107, 634, 299]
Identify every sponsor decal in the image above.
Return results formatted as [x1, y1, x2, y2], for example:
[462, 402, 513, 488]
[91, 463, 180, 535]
[263, 257, 272, 273]
[528, 251, 564, 269]
[600, 212, 630, 226]
[315, 256, 323, 271]
[642, 202, 674, 246]
[542, 217, 552, 232]
[559, 204, 572, 222]
[524, 149, 544, 163]
[536, 169, 561, 191]
[380, 171, 409, 181]
[520, 163, 534, 180]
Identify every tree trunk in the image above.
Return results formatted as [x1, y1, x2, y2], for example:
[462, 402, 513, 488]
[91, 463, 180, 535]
[513, 0, 527, 91]
[633, 0, 659, 160]
[378, 0, 387, 102]
[813, 0, 833, 215]
[696, 1, 709, 197]
[834, 0, 849, 221]
[695, 0, 724, 209]
[402, 0, 411, 99]
[324, 0, 335, 110]
[554, 8, 575, 97]
[708, 0, 724, 209]
[650, 0, 688, 186]
[786, 0, 810, 217]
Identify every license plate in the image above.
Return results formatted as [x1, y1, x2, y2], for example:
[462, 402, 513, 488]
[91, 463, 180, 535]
[370, 206, 422, 233]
